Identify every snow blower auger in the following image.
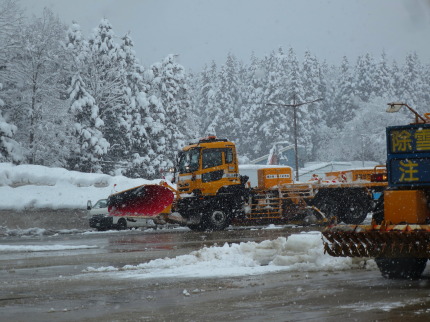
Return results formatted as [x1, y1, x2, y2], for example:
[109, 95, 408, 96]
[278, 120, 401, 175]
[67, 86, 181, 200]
[322, 223, 430, 258]
[108, 182, 175, 217]
[322, 103, 430, 279]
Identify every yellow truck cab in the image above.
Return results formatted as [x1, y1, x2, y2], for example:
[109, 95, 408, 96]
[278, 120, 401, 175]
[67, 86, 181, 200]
[172, 136, 249, 231]
[176, 136, 241, 196]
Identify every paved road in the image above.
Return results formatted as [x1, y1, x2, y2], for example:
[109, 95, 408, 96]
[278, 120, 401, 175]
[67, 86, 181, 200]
[1, 225, 430, 321]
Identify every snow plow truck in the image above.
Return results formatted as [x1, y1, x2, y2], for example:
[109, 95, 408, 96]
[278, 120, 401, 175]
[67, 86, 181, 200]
[108, 136, 387, 231]
[323, 102, 430, 279]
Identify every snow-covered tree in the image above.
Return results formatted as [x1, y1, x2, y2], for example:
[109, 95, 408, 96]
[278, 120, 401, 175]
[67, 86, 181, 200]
[354, 53, 375, 102]
[240, 53, 266, 159]
[4, 8, 69, 165]
[398, 52, 423, 107]
[68, 74, 109, 172]
[373, 51, 394, 99]
[151, 54, 190, 169]
[118, 33, 155, 178]
[213, 53, 242, 143]
[0, 82, 22, 163]
[84, 19, 125, 171]
[0, 0, 23, 70]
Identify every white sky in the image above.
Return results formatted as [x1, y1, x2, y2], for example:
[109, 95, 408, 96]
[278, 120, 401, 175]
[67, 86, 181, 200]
[19, 0, 430, 71]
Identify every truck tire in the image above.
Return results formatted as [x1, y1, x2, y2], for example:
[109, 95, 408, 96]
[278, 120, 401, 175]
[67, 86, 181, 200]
[203, 209, 230, 231]
[375, 257, 427, 279]
[312, 194, 340, 219]
[337, 190, 371, 225]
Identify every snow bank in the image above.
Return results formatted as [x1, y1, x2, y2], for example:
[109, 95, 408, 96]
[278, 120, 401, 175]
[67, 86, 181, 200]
[0, 163, 163, 210]
[85, 232, 371, 279]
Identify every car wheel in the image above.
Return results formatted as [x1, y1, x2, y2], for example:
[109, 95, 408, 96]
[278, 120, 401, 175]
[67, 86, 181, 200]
[117, 218, 127, 230]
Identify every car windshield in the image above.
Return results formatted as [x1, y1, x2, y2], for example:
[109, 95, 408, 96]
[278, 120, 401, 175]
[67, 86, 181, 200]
[178, 148, 200, 173]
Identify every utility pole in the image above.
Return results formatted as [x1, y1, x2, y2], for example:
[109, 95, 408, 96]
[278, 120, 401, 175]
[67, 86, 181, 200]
[267, 97, 323, 181]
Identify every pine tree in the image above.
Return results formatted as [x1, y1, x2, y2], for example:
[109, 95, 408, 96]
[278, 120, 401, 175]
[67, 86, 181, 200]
[68, 74, 109, 172]
[86, 19, 124, 172]
[260, 48, 289, 154]
[151, 54, 190, 170]
[117, 33, 153, 178]
[373, 51, 393, 99]
[399, 52, 423, 108]
[0, 83, 23, 163]
[354, 53, 375, 102]
[5, 8, 69, 165]
[332, 56, 355, 128]
[213, 53, 241, 143]
[240, 53, 266, 159]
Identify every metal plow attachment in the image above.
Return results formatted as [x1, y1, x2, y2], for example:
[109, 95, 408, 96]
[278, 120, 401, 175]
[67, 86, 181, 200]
[108, 184, 175, 217]
[322, 224, 430, 258]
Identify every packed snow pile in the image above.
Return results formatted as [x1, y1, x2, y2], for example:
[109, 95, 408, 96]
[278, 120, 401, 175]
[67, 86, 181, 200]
[0, 163, 163, 210]
[85, 232, 373, 279]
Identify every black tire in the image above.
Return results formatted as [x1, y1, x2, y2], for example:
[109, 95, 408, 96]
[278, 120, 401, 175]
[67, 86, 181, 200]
[203, 209, 230, 231]
[375, 257, 427, 279]
[117, 218, 127, 230]
[312, 194, 340, 219]
[337, 191, 371, 225]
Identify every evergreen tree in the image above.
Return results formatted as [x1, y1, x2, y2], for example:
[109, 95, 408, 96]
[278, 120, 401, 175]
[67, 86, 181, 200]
[373, 51, 393, 99]
[68, 74, 109, 172]
[240, 53, 266, 159]
[260, 48, 289, 154]
[118, 33, 154, 178]
[354, 53, 375, 102]
[151, 54, 190, 170]
[86, 19, 124, 172]
[332, 56, 355, 128]
[5, 8, 69, 165]
[0, 82, 23, 163]
[213, 53, 241, 142]
[399, 52, 423, 107]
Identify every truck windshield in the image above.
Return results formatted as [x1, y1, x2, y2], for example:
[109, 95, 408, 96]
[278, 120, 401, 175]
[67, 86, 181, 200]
[178, 148, 200, 173]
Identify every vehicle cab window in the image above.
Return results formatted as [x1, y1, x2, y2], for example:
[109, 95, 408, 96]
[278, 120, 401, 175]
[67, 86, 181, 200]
[94, 199, 107, 209]
[225, 148, 233, 164]
[202, 149, 223, 169]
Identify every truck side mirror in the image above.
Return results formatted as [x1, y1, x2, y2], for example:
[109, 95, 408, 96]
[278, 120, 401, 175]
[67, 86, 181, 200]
[87, 200, 92, 210]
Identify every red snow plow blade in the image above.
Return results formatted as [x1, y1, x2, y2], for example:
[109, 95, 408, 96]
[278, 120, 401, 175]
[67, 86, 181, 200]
[108, 184, 175, 217]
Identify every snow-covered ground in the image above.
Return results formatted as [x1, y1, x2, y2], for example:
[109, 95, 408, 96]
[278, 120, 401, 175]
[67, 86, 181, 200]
[83, 232, 374, 280]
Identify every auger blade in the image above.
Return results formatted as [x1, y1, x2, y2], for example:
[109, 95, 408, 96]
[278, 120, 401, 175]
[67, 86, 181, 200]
[322, 229, 430, 258]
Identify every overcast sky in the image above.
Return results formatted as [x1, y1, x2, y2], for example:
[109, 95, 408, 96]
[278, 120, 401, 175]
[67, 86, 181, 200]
[19, 0, 430, 71]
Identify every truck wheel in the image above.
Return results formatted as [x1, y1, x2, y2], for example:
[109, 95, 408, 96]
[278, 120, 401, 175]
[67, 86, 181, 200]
[312, 196, 339, 219]
[203, 209, 230, 231]
[117, 218, 127, 230]
[375, 257, 427, 279]
[338, 191, 371, 225]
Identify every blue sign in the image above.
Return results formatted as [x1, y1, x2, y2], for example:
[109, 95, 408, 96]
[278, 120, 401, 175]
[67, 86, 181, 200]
[389, 158, 430, 185]
[387, 124, 430, 187]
